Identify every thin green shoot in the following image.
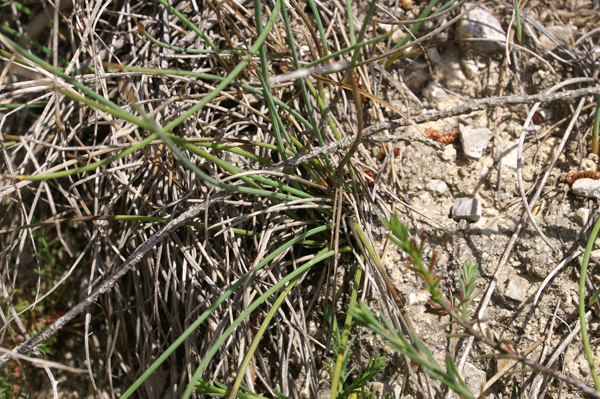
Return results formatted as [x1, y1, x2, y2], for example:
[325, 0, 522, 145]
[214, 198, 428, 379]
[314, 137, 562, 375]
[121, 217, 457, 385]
[513, 0, 522, 43]
[578, 216, 600, 389]
[593, 96, 600, 154]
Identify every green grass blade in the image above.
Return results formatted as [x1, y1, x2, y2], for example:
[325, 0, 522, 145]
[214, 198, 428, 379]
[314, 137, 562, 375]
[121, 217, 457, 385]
[162, 0, 283, 133]
[579, 216, 600, 389]
[229, 277, 299, 399]
[156, 0, 219, 53]
[384, 0, 458, 68]
[330, 264, 363, 399]
[593, 96, 600, 154]
[513, 0, 522, 42]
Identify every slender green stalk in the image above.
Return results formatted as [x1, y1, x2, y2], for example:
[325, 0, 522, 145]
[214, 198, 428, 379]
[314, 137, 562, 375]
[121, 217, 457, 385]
[13, 133, 158, 180]
[345, 0, 356, 47]
[106, 64, 316, 135]
[350, 303, 475, 399]
[0, 0, 32, 16]
[229, 277, 299, 399]
[197, 379, 269, 399]
[513, 0, 522, 42]
[280, 2, 320, 144]
[306, 0, 328, 56]
[348, 0, 379, 70]
[304, 32, 391, 70]
[0, 103, 46, 109]
[330, 264, 363, 399]
[163, 0, 282, 133]
[384, 0, 458, 69]
[172, 136, 320, 201]
[593, 97, 600, 154]
[305, 80, 342, 141]
[0, 24, 69, 66]
[136, 22, 244, 55]
[253, 0, 294, 159]
[1, 35, 143, 123]
[579, 216, 600, 390]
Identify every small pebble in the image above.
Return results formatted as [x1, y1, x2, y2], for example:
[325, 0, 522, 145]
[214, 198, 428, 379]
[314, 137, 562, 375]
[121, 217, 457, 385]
[422, 83, 449, 104]
[456, 4, 506, 52]
[497, 140, 519, 169]
[463, 362, 486, 394]
[505, 275, 530, 302]
[426, 47, 442, 64]
[440, 145, 457, 161]
[451, 198, 482, 222]
[408, 292, 418, 305]
[426, 179, 449, 195]
[581, 158, 597, 172]
[576, 207, 590, 224]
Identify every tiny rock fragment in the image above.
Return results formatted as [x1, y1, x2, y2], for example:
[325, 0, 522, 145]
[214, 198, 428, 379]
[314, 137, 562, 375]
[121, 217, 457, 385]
[459, 125, 493, 159]
[426, 47, 442, 64]
[456, 4, 506, 52]
[505, 275, 530, 302]
[426, 179, 449, 195]
[532, 108, 553, 124]
[576, 207, 590, 225]
[572, 178, 600, 199]
[539, 25, 576, 51]
[440, 145, 457, 161]
[451, 198, 482, 222]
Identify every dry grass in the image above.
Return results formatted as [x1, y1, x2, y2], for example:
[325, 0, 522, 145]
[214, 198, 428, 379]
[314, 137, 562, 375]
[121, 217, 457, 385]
[1, 0, 599, 398]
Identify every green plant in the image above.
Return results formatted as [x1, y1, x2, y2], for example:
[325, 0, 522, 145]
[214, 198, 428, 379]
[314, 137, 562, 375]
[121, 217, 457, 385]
[0, 364, 26, 399]
[579, 216, 600, 390]
[322, 305, 388, 399]
[351, 213, 600, 399]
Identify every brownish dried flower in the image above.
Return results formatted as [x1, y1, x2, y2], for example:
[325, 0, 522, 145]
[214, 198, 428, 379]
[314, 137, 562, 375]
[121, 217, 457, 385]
[425, 128, 458, 145]
[566, 170, 600, 185]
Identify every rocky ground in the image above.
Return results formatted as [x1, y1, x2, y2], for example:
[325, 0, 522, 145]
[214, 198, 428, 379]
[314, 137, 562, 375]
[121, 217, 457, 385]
[348, 1, 600, 397]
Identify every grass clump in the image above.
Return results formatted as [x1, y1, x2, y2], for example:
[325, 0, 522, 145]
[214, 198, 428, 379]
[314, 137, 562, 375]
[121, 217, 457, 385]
[1, 0, 600, 398]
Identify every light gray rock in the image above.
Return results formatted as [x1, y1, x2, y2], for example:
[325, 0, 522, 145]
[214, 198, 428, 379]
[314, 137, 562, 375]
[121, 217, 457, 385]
[426, 179, 449, 195]
[459, 125, 493, 159]
[426, 47, 442, 64]
[572, 178, 600, 199]
[438, 57, 468, 92]
[422, 82, 449, 104]
[456, 4, 505, 52]
[451, 198, 482, 222]
[463, 362, 486, 395]
[505, 275, 530, 302]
